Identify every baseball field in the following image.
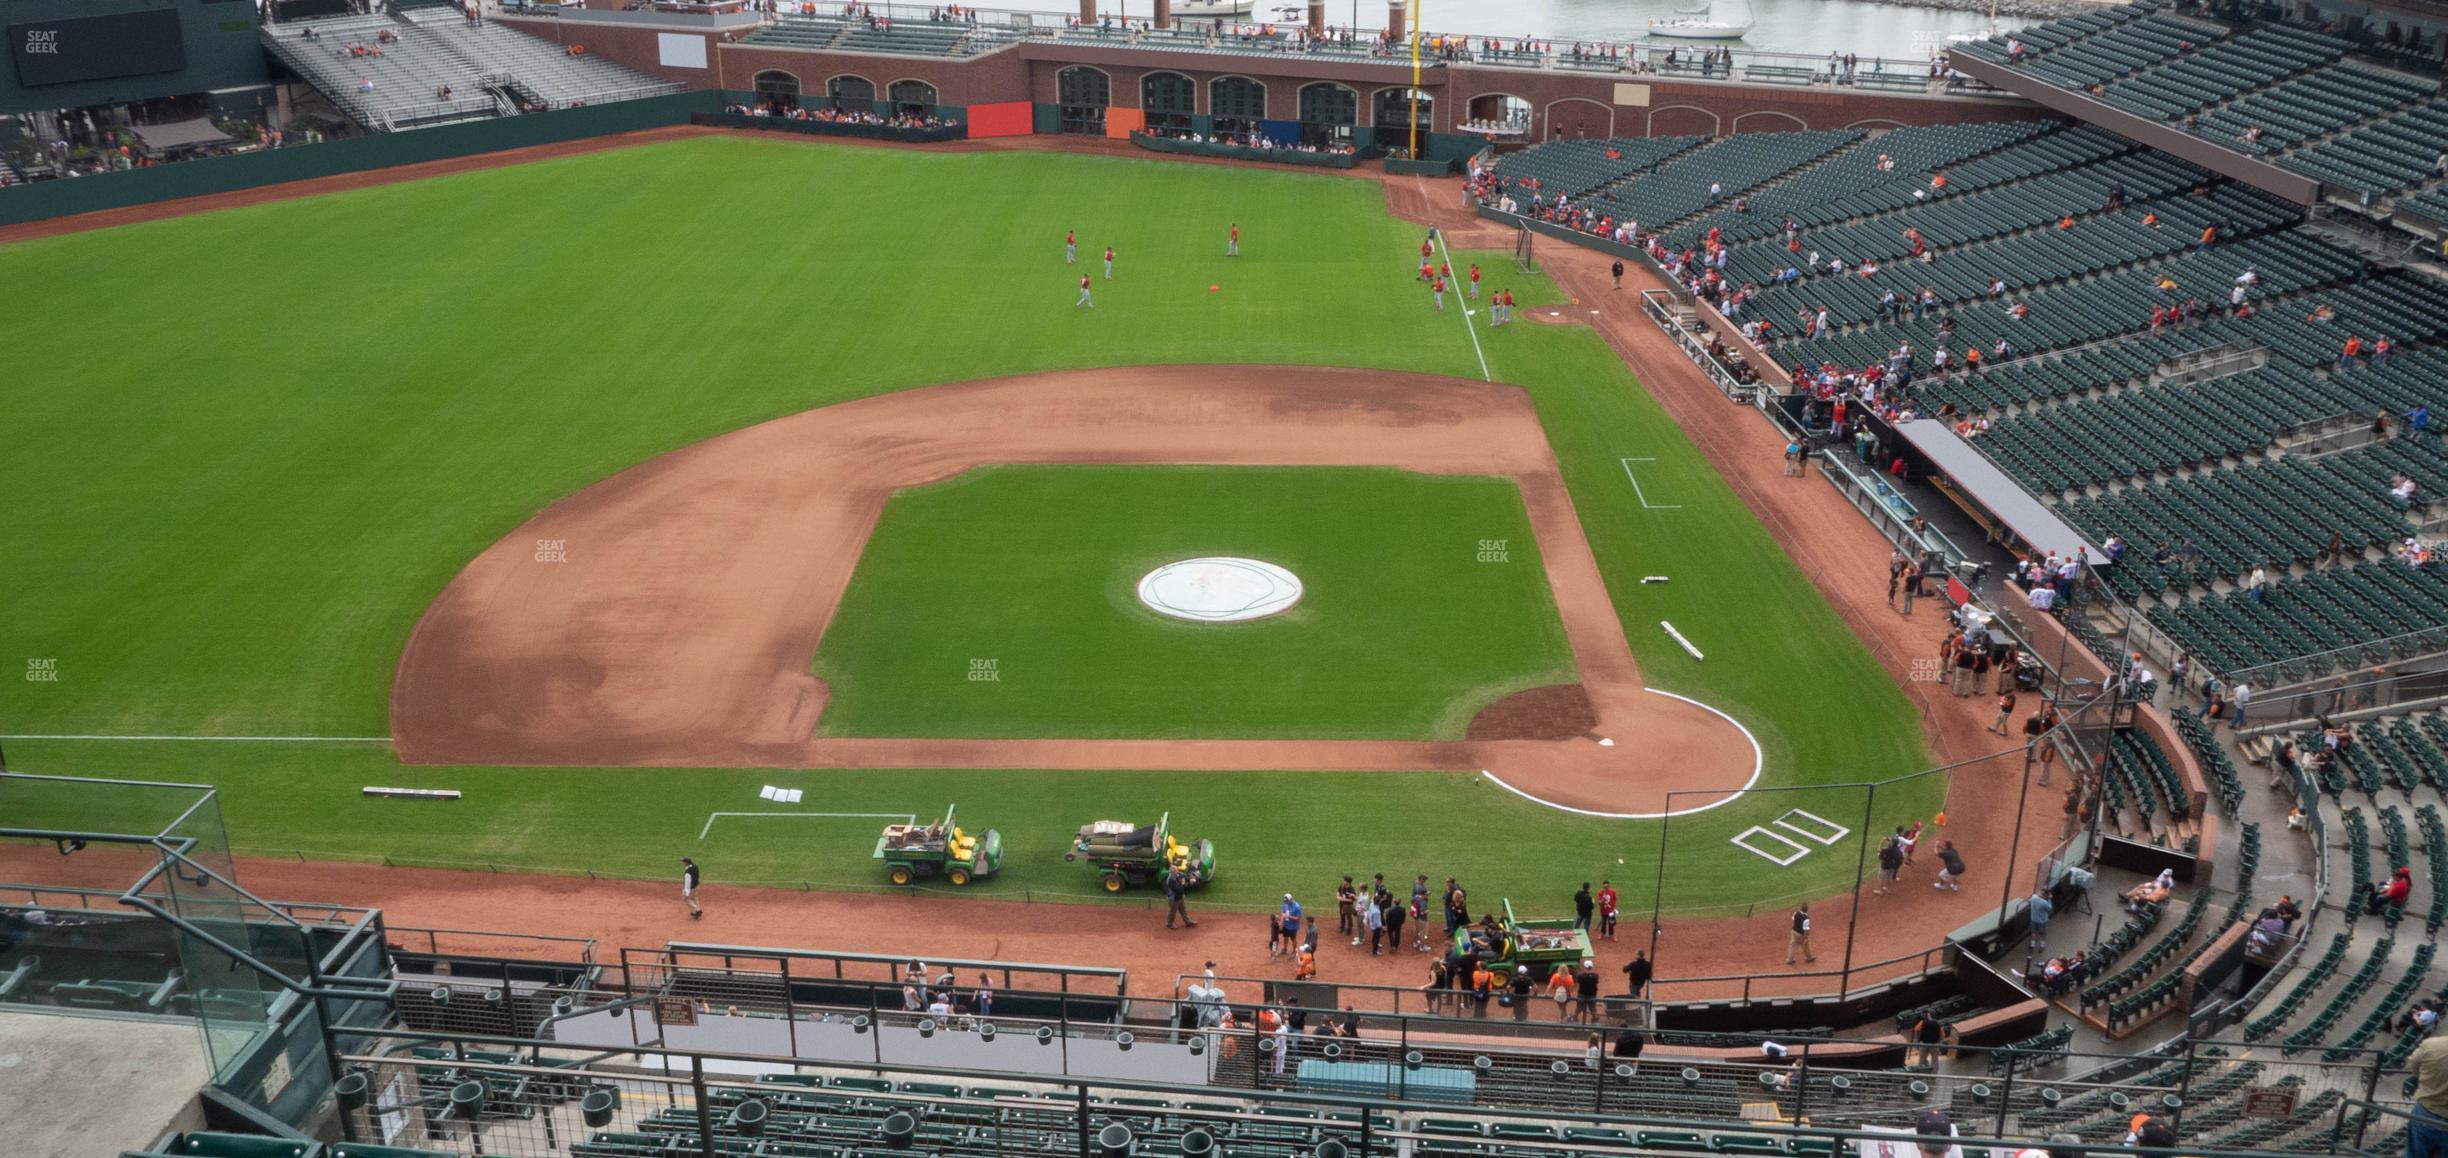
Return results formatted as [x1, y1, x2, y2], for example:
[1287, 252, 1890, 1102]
[1, 132, 1937, 915]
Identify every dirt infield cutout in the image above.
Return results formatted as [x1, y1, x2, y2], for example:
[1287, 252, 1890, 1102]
[392, 365, 1758, 815]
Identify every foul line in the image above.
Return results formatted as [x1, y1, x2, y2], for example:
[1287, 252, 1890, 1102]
[1619, 457, 1683, 510]
[1477, 688, 1763, 819]
[1432, 229, 1493, 383]
[1, 734, 393, 743]
[698, 811, 914, 841]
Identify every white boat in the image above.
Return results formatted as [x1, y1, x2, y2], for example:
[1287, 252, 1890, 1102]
[1647, 0, 1752, 40]
[1175, 0, 1258, 17]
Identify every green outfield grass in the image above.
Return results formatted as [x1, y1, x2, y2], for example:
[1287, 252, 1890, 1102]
[0, 134, 1939, 914]
[814, 466, 1576, 740]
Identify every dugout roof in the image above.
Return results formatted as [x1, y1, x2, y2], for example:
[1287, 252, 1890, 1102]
[1897, 418, 2109, 567]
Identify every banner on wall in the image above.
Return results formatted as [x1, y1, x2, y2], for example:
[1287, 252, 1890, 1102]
[968, 100, 1032, 138]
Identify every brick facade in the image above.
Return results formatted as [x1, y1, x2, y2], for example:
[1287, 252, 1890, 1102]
[495, 13, 2049, 138]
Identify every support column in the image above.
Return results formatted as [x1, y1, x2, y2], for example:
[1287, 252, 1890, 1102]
[1385, 0, 1404, 42]
[1154, 0, 1171, 28]
[1080, 0, 1095, 24]
[1309, 1, 1325, 33]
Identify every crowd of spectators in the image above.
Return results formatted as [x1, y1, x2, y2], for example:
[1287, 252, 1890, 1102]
[727, 100, 960, 131]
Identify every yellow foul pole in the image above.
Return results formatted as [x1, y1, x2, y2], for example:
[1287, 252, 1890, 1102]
[1407, 0, 1421, 160]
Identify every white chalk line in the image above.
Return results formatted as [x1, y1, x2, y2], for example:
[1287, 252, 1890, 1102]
[1, 734, 394, 743]
[1431, 229, 1493, 383]
[1732, 826, 1812, 866]
[1477, 688, 1763, 819]
[1619, 457, 1683, 510]
[698, 811, 914, 841]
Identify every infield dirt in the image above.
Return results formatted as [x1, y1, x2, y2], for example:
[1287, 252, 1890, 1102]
[391, 365, 1757, 816]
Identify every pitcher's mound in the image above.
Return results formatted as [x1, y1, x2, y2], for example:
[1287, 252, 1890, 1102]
[1467, 684, 1597, 741]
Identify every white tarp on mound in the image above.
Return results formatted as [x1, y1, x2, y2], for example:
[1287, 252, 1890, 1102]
[1137, 557, 1302, 622]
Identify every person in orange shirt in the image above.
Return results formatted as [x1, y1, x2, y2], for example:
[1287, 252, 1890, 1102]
[2342, 335, 2365, 369]
[2057, 215, 2076, 229]
[1432, 276, 1447, 311]
[1964, 345, 1983, 371]
[2197, 223, 2217, 250]
[1469, 263, 1482, 300]
[1294, 946, 1317, 980]
[1228, 223, 1240, 257]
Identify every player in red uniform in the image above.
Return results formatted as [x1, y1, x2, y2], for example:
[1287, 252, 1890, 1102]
[1431, 276, 1446, 311]
[1066, 230, 1077, 264]
[1228, 224, 1240, 256]
[1076, 274, 1094, 308]
[1468, 263, 1481, 300]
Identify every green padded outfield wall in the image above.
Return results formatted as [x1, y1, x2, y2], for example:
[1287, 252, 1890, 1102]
[1, 0, 271, 114]
[0, 90, 719, 227]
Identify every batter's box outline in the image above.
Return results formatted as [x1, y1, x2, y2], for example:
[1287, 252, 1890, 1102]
[1620, 457, 1683, 510]
[1771, 809, 1851, 846]
[1731, 826, 1811, 866]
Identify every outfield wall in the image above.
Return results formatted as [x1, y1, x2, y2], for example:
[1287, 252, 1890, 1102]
[0, 91, 718, 228]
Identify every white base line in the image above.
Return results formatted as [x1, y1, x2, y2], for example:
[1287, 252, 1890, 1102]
[1619, 457, 1683, 510]
[699, 811, 914, 841]
[1, 734, 393, 743]
[1432, 229, 1493, 383]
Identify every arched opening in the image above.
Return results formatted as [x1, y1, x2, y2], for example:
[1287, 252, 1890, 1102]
[1732, 110, 1808, 132]
[887, 79, 938, 119]
[1058, 67, 1110, 135]
[1544, 97, 1612, 140]
[1297, 82, 1356, 148]
[1142, 71, 1195, 137]
[1372, 87, 1433, 150]
[1463, 93, 1530, 138]
[1209, 76, 1267, 141]
[753, 70, 801, 112]
[1648, 104, 1720, 136]
[827, 74, 875, 112]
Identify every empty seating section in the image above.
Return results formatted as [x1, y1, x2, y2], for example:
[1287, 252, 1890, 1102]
[1584, 129, 1862, 233]
[2195, 65, 2436, 153]
[402, 10, 681, 109]
[262, 18, 496, 130]
[264, 14, 676, 130]
[2282, 103, 2448, 200]
[2099, 27, 2346, 121]
[1952, 2, 2448, 206]
[1673, 120, 2058, 245]
[1759, 184, 2291, 333]
[742, 14, 993, 56]
[1489, 136, 1703, 200]
[2403, 187, 2448, 224]
[1774, 229, 2351, 371]
[1727, 146, 2197, 288]
[2020, 14, 2232, 92]
[2058, 436, 2448, 594]
[2150, 561, 2448, 676]
[1950, 4, 2152, 67]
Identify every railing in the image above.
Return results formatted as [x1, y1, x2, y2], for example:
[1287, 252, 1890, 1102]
[332, 1017, 2407, 1157]
[389, 925, 602, 966]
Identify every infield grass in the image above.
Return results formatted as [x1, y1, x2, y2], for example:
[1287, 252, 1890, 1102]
[0, 135, 1938, 914]
[814, 466, 1576, 740]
